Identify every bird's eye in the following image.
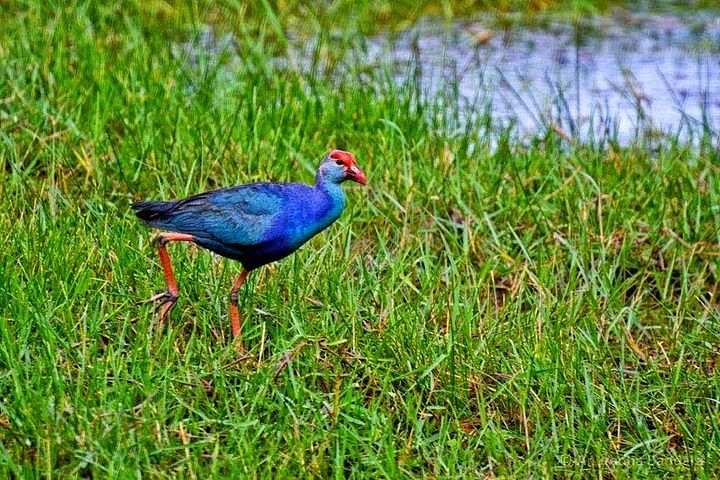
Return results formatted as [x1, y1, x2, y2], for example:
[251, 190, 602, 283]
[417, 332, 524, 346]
[335, 160, 344, 165]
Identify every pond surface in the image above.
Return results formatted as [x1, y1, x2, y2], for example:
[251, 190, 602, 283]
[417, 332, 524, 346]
[184, 10, 720, 145]
[364, 11, 720, 144]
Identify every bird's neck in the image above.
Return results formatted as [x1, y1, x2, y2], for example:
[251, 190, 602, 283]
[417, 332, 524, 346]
[316, 172, 342, 194]
[315, 173, 346, 213]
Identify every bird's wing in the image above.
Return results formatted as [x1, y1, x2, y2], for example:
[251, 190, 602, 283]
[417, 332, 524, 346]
[164, 184, 287, 246]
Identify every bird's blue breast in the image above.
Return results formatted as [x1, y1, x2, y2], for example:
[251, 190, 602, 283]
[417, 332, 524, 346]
[264, 184, 345, 251]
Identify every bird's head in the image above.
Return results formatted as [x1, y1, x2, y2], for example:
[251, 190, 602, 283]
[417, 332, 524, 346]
[319, 150, 367, 185]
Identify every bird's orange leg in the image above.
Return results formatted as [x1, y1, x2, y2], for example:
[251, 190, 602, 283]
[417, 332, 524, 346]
[146, 233, 195, 324]
[229, 269, 250, 350]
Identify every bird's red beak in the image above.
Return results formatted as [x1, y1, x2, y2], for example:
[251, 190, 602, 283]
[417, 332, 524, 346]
[347, 163, 367, 185]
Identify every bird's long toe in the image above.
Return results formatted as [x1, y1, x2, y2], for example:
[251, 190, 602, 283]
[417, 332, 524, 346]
[156, 297, 177, 324]
[141, 290, 179, 324]
[143, 290, 177, 304]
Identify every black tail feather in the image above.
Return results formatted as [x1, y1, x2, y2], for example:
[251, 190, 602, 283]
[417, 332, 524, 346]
[131, 200, 177, 226]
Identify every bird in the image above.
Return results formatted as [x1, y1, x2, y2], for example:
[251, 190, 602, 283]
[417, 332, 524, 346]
[132, 149, 367, 349]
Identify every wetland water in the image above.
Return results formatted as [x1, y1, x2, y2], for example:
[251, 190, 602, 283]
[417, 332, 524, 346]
[364, 12, 720, 143]
[187, 10, 720, 144]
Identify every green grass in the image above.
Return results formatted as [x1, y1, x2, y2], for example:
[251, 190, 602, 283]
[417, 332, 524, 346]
[1, 1, 719, 478]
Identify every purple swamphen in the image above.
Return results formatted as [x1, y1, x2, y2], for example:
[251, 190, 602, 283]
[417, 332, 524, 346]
[132, 150, 367, 349]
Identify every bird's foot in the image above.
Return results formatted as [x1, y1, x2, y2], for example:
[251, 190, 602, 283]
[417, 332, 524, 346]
[142, 290, 179, 324]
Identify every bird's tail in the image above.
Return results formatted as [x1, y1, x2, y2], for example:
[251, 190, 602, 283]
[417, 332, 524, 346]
[131, 200, 178, 227]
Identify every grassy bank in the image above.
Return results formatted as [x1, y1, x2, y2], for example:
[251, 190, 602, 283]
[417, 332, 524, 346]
[1, 1, 719, 477]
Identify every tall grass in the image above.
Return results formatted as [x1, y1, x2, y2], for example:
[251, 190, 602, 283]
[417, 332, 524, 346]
[1, 1, 719, 477]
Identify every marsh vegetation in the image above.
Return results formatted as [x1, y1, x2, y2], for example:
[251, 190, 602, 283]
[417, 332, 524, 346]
[1, 1, 719, 477]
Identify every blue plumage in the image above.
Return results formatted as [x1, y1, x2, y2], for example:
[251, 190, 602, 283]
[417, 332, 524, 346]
[132, 150, 367, 347]
[134, 179, 345, 270]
